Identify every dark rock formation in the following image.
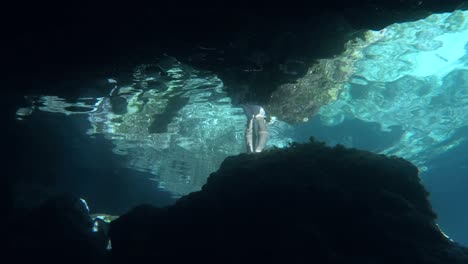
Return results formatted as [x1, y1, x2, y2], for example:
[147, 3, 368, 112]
[6, 1, 466, 105]
[109, 139, 468, 263]
[6, 194, 108, 264]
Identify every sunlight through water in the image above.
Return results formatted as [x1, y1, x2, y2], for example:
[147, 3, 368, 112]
[16, 10, 468, 197]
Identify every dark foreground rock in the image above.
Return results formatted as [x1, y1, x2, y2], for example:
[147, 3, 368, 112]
[6, 194, 109, 264]
[109, 139, 468, 264]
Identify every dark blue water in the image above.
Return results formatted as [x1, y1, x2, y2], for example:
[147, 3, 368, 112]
[422, 136, 468, 246]
[10, 110, 176, 215]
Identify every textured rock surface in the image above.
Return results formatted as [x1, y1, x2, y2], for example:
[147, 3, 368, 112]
[109, 139, 468, 263]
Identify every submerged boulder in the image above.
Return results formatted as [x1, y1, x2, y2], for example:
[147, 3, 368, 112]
[109, 139, 468, 263]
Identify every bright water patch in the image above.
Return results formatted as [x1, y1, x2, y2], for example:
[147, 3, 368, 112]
[18, 57, 292, 197]
[319, 10, 468, 169]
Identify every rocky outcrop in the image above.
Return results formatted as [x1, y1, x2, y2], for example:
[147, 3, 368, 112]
[6, 194, 109, 264]
[7, 1, 467, 107]
[109, 139, 468, 263]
